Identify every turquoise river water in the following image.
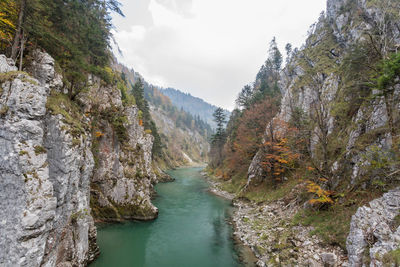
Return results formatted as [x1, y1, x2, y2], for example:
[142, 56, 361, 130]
[90, 167, 243, 267]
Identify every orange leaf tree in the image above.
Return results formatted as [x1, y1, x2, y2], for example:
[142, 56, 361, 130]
[260, 119, 301, 182]
[306, 180, 334, 208]
[223, 97, 279, 175]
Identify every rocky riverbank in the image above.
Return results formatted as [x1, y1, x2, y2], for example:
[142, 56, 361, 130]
[202, 172, 347, 267]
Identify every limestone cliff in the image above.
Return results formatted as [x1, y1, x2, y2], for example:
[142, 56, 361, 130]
[245, 0, 400, 265]
[0, 51, 158, 266]
[78, 75, 158, 221]
[249, 0, 400, 187]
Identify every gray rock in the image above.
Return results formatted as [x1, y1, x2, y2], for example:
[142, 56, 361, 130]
[321, 252, 337, 267]
[81, 83, 158, 221]
[26, 50, 56, 86]
[347, 187, 400, 266]
[308, 258, 323, 267]
[1, 50, 160, 266]
[256, 259, 266, 267]
[0, 53, 97, 266]
[1, 53, 56, 266]
[247, 0, 399, 192]
[241, 1, 400, 267]
[0, 54, 17, 72]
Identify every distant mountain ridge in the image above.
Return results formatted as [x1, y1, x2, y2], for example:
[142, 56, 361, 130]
[160, 88, 230, 129]
[112, 63, 226, 128]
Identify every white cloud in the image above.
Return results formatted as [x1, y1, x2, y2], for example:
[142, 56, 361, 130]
[113, 0, 326, 110]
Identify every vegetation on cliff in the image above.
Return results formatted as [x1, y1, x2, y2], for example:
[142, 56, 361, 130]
[1, 0, 125, 97]
[208, 0, 400, 254]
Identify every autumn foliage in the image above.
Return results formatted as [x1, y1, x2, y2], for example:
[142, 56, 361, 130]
[222, 97, 279, 175]
[0, 0, 17, 48]
[95, 131, 104, 138]
[306, 180, 334, 206]
[261, 136, 300, 181]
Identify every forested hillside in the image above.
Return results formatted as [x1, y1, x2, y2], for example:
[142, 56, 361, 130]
[113, 63, 212, 168]
[160, 87, 230, 129]
[208, 0, 400, 265]
[209, 37, 282, 177]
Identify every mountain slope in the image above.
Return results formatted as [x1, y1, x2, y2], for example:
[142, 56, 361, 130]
[160, 87, 230, 128]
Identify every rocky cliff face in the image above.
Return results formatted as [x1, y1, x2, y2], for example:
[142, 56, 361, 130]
[250, 0, 399, 186]
[347, 188, 400, 266]
[247, 0, 400, 265]
[78, 76, 158, 221]
[0, 51, 158, 266]
[0, 52, 97, 266]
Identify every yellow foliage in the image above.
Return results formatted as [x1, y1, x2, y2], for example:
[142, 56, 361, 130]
[278, 159, 289, 164]
[306, 181, 334, 205]
[95, 131, 104, 138]
[0, 0, 17, 44]
[144, 129, 152, 134]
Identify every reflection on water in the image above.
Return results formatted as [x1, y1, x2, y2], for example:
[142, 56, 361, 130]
[212, 211, 229, 249]
[91, 167, 242, 267]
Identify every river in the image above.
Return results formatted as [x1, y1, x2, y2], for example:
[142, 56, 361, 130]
[90, 167, 243, 267]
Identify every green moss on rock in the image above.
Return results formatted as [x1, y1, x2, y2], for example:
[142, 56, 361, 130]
[46, 92, 86, 137]
[34, 145, 46, 155]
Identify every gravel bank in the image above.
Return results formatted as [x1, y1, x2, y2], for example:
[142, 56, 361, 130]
[202, 172, 348, 266]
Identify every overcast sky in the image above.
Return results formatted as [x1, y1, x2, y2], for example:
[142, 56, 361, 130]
[112, 0, 326, 110]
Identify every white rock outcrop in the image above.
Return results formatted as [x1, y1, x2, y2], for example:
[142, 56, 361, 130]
[0, 53, 98, 266]
[347, 188, 400, 266]
[0, 51, 159, 266]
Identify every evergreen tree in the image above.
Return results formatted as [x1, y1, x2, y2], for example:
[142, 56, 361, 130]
[212, 107, 227, 136]
[209, 107, 227, 167]
[2, 0, 124, 96]
[131, 79, 162, 157]
[236, 84, 253, 109]
[267, 37, 282, 71]
[253, 37, 283, 101]
[285, 43, 292, 64]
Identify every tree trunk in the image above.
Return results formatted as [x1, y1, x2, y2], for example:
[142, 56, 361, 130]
[68, 82, 74, 99]
[11, 0, 26, 61]
[384, 91, 396, 143]
[19, 30, 25, 71]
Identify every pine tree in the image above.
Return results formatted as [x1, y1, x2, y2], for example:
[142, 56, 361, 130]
[2, 0, 124, 95]
[212, 107, 226, 136]
[209, 107, 227, 167]
[131, 79, 162, 158]
[236, 85, 253, 109]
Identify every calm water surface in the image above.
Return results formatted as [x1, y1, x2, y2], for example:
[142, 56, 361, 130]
[90, 167, 242, 267]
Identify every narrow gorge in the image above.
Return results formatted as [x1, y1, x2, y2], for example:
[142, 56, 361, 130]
[1, 0, 400, 266]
